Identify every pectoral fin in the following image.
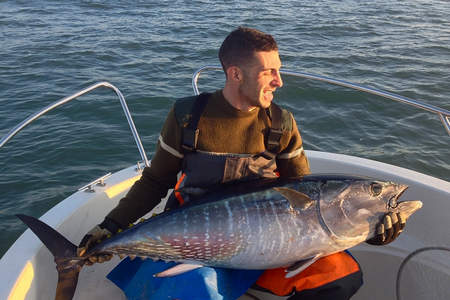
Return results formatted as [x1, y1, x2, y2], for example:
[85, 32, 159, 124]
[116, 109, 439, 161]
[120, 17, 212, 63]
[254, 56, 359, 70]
[274, 187, 315, 210]
[285, 254, 322, 278]
[154, 263, 203, 277]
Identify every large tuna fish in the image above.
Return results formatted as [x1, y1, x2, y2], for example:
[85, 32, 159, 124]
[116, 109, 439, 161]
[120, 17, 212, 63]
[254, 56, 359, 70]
[18, 174, 422, 300]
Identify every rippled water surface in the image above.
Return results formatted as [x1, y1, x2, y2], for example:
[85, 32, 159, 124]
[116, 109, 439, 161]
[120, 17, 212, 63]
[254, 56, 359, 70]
[0, 0, 449, 256]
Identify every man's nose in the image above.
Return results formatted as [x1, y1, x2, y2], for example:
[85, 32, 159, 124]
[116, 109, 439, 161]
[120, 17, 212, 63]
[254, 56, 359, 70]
[272, 70, 283, 88]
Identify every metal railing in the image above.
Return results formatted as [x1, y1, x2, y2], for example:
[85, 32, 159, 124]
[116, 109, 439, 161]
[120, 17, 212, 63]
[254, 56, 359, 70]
[0, 82, 150, 167]
[192, 65, 450, 136]
[2, 68, 448, 162]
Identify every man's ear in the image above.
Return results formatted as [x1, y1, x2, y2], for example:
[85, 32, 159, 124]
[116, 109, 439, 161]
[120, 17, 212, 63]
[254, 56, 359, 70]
[226, 66, 242, 82]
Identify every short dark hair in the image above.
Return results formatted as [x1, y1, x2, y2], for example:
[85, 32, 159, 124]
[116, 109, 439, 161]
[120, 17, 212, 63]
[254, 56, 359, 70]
[219, 27, 278, 72]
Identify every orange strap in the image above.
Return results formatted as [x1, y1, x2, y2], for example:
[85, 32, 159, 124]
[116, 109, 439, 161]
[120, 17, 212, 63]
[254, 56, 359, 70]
[256, 252, 360, 296]
[174, 173, 186, 206]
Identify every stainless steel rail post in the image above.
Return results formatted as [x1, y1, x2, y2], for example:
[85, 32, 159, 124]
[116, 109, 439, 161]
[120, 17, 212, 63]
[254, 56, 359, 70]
[192, 65, 450, 136]
[0, 82, 150, 167]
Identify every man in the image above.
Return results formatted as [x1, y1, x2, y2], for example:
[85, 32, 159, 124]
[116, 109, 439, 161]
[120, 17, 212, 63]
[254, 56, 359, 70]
[78, 27, 405, 299]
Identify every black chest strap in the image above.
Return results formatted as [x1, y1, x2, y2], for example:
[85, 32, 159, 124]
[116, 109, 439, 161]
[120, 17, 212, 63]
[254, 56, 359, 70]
[181, 93, 210, 151]
[181, 93, 284, 154]
[265, 103, 283, 154]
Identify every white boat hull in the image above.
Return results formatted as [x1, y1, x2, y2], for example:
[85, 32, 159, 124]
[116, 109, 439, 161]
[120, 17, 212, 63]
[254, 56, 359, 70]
[1, 150, 449, 300]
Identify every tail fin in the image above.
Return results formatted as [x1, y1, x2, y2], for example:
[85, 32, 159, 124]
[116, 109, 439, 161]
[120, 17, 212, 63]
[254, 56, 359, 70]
[17, 214, 77, 257]
[17, 214, 83, 300]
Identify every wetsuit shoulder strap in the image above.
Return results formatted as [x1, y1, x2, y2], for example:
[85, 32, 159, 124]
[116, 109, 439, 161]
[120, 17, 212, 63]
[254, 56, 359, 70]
[262, 103, 294, 159]
[174, 92, 211, 152]
[265, 103, 284, 154]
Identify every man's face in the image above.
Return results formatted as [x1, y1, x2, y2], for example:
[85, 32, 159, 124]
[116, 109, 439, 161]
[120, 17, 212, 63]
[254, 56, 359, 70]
[238, 50, 283, 109]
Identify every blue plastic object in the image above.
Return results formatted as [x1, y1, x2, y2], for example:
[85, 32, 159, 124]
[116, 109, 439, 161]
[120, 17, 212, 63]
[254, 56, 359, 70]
[107, 258, 264, 300]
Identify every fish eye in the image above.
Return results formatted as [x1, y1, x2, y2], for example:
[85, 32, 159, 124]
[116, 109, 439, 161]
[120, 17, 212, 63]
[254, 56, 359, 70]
[370, 182, 383, 196]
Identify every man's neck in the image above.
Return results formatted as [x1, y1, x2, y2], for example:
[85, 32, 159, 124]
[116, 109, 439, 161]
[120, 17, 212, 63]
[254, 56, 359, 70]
[222, 85, 256, 112]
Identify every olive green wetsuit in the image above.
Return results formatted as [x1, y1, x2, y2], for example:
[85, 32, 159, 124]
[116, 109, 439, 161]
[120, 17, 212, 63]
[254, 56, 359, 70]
[106, 90, 310, 227]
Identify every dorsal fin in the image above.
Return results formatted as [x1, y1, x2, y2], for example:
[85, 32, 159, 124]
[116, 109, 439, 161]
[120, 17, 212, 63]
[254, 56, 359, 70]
[273, 187, 315, 210]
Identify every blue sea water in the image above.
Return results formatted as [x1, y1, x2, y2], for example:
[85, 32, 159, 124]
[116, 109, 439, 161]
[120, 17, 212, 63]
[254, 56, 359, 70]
[0, 0, 448, 256]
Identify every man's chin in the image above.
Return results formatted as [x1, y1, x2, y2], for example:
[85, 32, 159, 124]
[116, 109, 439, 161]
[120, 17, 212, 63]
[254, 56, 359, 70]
[261, 95, 273, 108]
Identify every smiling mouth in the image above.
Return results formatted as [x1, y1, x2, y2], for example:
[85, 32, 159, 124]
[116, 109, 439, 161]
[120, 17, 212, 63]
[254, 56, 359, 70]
[263, 90, 274, 101]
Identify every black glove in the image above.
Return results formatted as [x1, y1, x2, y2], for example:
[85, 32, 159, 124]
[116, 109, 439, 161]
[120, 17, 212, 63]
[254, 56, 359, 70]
[367, 212, 406, 245]
[77, 218, 122, 265]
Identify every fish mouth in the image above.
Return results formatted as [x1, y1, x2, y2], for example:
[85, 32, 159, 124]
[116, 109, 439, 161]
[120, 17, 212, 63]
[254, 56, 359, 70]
[392, 185, 423, 218]
[388, 184, 408, 208]
[396, 200, 423, 219]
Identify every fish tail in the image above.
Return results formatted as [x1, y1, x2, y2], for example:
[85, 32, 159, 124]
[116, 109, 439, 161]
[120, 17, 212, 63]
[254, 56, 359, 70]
[16, 214, 83, 300]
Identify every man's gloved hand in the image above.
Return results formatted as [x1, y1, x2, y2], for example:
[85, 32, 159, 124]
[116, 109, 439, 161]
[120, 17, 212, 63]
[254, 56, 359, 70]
[367, 212, 406, 245]
[77, 218, 123, 265]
